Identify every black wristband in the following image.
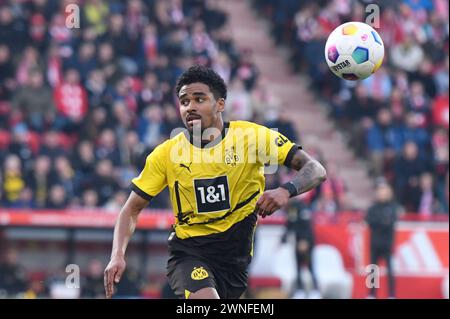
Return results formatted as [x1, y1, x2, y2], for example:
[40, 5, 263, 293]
[280, 182, 298, 198]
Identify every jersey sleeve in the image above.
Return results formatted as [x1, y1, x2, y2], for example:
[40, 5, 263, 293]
[131, 142, 168, 200]
[258, 125, 301, 166]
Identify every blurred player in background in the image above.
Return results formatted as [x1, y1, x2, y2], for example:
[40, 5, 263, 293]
[104, 66, 327, 299]
[366, 181, 402, 299]
[281, 199, 320, 299]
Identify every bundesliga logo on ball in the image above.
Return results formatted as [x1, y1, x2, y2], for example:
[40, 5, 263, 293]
[324, 22, 385, 81]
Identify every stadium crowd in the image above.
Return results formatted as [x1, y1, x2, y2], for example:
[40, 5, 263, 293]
[0, 0, 348, 215]
[0, 0, 295, 210]
[253, 0, 449, 214]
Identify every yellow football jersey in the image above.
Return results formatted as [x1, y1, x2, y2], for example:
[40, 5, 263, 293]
[131, 120, 299, 239]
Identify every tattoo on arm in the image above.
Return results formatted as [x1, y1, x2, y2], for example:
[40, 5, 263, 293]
[287, 149, 327, 195]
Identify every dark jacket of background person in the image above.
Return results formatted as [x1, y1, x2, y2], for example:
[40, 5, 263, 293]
[0, 250, 27, 297]
[366, 199, 400, 250]
[365, 182, 402, 298]
[283, 200, 314, 244]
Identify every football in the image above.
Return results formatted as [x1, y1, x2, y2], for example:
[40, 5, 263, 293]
[324, 21, 384, 81]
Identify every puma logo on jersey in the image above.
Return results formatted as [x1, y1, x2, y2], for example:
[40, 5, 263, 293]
[180, 162, 192, 173]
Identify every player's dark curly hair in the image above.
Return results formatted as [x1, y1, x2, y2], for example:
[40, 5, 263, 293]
[175, 65, 227, 100]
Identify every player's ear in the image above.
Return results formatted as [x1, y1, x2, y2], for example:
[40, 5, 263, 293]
[216, 98, 225, 113]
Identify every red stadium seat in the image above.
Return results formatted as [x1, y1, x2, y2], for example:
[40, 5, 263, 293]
[26, 132, 41, 154]
[0, 130, 11, 149]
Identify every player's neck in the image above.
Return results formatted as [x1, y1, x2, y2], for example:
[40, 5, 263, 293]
[188, 120, 229, 148]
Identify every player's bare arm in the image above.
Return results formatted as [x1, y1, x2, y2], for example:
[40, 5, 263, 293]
[255, 148, 326, 218]
[104, 191, 150, 298]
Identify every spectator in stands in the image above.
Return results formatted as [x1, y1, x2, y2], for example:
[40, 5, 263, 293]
[95, 128, 122, 167]
[53, 68, 88, 133]
[137, 105, 168, 149]
[13, 187, 35, 209]
[96, 41, 120, 84]
[366, 181, 402, 299]
[102, 13, 129, 59]
[120, 131, 145, 169]
[80, 106, 111, 141]
[394, 141, 430, 211]
[1, 154, 25, 207]
[314, 162, 347, 214]
[345, 83, 379, 123]
[26, 155, 54, 208]
[114, 99, 135, 130]
[66, 42, 97, 83]
[212, 51, 232, 85]
[12, 69, 55, 132]
[45, 43, 63, 88]
[432, 88, 449, 129]
[46, 184, 68, 209]
[402, 112, 431, 159]
[361, 66, 392, 102]
[366, 109, 401, 177]
[39, 130, 66, 162]
[414, 172, 444, 216]
[48, 11, 74, 50]
[54, 155, 75, 199]
[8, 123, 34, 171]
[72, 140, 96, 193]
[188, 20, 218, 62]
[104, 190, 128, 213]
[88, 159, 120, 206]
[84, 0, 109, 36]
[264, 107, 298, 142]
[112, 76, 138, 113]
[85, 69, 112, 108]
[15, 46, 43, 87]
[406, 81, 432, 128]
[0, 44, 16, 102]
[163, 104, 184, 137]
[250, 76, 279, 123]
[79, 189, 98, 208]
[434, 58, 449, 96]
[390, 33, 424, 73]
[409, 58, 437, 99]
[233, 48, 259, 91]
[432, 128, 449, 213]
[226, 79, 253, 121]
[138, 72, 164, 114]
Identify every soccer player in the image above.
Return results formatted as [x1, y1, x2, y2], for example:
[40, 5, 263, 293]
[104, 65, 326, 299]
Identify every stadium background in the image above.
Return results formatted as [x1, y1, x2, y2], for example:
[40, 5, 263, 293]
[0, 0, 448, 299]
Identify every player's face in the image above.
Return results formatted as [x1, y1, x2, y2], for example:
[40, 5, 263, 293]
[178, 82, 224, 133]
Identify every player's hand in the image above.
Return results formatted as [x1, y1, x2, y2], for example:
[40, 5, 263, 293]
[104, 256, 126, 299]
[255, 187, 290, 218]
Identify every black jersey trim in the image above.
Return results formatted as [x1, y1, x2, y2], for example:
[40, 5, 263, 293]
[130, 183, 153, 201]
[284, 144, 303, 167]
[186, 121, 230, 148]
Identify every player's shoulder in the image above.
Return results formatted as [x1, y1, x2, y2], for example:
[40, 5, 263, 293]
[148, 131, 185, 155]
[166, 130, 187, 144]
[230, 120, 268, 131]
